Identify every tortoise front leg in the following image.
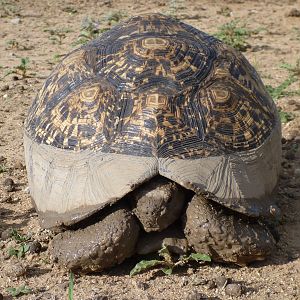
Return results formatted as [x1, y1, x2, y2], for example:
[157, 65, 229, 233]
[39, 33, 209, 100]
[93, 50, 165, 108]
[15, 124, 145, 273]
[184, 195, 275, 266]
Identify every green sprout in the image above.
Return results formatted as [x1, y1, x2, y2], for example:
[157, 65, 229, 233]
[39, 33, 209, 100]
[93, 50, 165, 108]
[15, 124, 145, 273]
[68, 271, 74, 300]
[215, 19, 251, 51]
[7, 285, 32, 297]
[130, 246, 211, 276]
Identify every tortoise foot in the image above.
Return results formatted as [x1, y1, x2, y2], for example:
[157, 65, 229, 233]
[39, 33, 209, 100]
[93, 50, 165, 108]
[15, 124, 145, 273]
[184, 195, 275, 265]
[50, 207, 140, 273]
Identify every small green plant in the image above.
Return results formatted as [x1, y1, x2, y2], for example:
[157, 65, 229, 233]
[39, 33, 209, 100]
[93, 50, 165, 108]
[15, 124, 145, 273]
[74, 17, 102, 45]
[130, 246, 211, 276]
[8, 229, 30, 258]
[0, 164, 7, 173]
[281, 59, 300, 78]
[44, 28, 71, 44]
[278, 110, 294, 124]
[104, 11, 127, 25]
[214, 19, 251, 51]
[4, 57, 31, 78]
[266, 76, 297, 101]
[217, 6, 232, 17]
[8, 244, 30, 258]
[74, 12, 127, 46]
[166, 0, 184, 18]
[6, 39, 33, 50]
[68, 271, 74, 300]
[7, 285, 32, 297]
[292, 27, 300, 41]
[11, 229, 30, 242]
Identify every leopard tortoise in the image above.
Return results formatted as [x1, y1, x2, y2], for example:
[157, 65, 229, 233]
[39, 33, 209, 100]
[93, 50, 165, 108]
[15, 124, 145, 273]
[24, 14, 282, 272]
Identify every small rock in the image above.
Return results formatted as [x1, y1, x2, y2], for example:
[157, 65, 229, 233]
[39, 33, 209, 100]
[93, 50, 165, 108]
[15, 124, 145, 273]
[59, 281, 69, 290]
[181, 277, 189, 287]
[14, 161, 24, 170]
[0, 85, 9, 91]
[133, 280, 149, 290]
[287, 8, 300, 17]
[4, 262, 27, 278]
[225, 283, 243, 297]
[192, 276, 208, 286]
[214, 276, 229, 289]
[185, 290, 208, 300]
[29, 241, 42, 254]
[3, 178, 15, 192]
[0, 292, 3, 300]
[1, 228, 13, 240]
[11, 17, 21, 24]
[93, 296, 108, 300]
[24, 186, 30, 194]
[251, 45, 271, 52]
[207, 280, 217, 289]
[1, 195, 12, 203]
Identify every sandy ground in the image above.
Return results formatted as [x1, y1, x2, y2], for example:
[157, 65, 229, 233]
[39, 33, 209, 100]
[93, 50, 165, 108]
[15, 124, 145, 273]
[0, 0, 300, 299]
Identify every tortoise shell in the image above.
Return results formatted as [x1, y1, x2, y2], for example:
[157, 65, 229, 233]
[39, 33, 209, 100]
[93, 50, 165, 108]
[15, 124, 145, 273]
[24, 14, 281, 228]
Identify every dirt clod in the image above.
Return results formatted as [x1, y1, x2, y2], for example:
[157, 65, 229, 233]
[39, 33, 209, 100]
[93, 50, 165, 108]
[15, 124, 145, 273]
[1, 228, 13, 240]
[0, 85, 9, 91]
[225, 283, 243, 297]
[286, 8, 300, 17]
[185, 290, 208, 300]
[214, 276, 229, 289]
[29, 241, 42, 254]
[4, 261, 27, 278]
[3, 178, 15, 192]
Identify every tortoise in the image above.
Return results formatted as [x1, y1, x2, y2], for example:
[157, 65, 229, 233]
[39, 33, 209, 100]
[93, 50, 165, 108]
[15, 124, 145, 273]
[24, 13, 282, 272]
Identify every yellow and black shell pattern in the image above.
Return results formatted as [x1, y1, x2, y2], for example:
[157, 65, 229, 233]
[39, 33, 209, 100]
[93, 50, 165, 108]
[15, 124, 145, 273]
[25, 14, 278, 159]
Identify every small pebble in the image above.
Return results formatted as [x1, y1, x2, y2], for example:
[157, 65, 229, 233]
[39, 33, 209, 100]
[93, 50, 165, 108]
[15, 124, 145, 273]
[3, 178, 15, 192]
[14, 161, 24, 170]
[1, 228, 13, 240]
[0, 195, 12, 203]
[181, 277, 189, 287]
[93, 296, 109, 300]
[0, 85, 9, 91]
[11, 17, 21, 24]
[185, 290, 208, 300]
[287, 8, 300, 17]
[59, 281, 69, 290]
[207, 279, 216, 289]
[29, 241, 42, 254]
[24, 186, 30, 194]
[225, 283, 243, 297]
[214, 275, 229, 288]
[4, 262, 27, 278]
[133, 280, 149, 290]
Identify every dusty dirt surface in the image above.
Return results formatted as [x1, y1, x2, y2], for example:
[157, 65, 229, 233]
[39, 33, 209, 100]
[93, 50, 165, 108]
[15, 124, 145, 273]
[0, 0, 300, 299]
